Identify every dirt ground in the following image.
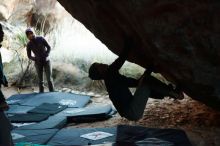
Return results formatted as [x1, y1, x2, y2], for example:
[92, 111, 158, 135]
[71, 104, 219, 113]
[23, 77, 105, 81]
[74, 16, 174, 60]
[3, 86, 220, 146]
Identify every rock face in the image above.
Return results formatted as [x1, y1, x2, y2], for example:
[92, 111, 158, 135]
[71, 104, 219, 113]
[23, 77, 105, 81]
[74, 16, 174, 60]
[0, 0, 19, 20]
[58, 0, 220, 109]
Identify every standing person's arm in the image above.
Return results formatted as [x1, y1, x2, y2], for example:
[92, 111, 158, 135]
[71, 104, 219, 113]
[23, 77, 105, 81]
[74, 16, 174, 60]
[0, 53, 4, 85]
[0, 53, 7, 87]
[42, 37, 51, 56]
[26, 44, 36, 61]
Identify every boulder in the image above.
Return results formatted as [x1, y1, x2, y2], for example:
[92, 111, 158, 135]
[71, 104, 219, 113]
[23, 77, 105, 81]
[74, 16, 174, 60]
[58, 0, 220, 110]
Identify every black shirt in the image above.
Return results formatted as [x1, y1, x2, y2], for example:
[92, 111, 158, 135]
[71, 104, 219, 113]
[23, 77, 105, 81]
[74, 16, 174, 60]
[26, 36, 51, 63]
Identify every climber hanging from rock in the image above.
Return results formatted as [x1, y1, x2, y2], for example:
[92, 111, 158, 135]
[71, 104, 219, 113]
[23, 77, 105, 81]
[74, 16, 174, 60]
[88, 36, 184, 121]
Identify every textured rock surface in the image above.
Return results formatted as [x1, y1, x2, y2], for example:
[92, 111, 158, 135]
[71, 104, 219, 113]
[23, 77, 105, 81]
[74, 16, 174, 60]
[0, 0, 19, 20]
[58, 0, 220, 109]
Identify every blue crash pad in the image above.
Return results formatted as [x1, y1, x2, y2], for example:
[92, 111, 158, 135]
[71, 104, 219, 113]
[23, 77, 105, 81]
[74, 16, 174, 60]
[16, 104, 114, 130]
[6, 93, 37, 105]
[12, 129, 58, 144]
[47, 125, 192, 146]
[5, 105, 35, 114]
[6, 104, 67, 129]
[47, 127, 116, 145]
[66, 104, 114, 123]
[7, 92, 90, 108]
[16, 114, 67, 130]
[15, 143, 49, 146]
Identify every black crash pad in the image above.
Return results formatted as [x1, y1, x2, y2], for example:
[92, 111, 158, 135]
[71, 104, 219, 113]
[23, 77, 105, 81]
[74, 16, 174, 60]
[28, 103, 67, 115]
[8, 113, 50, 123]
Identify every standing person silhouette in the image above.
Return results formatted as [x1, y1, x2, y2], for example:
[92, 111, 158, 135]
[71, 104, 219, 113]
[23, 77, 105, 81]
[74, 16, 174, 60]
[26, 28, 54, 93]
[0, 23, 9, 110]
[0, 23, 14, 146]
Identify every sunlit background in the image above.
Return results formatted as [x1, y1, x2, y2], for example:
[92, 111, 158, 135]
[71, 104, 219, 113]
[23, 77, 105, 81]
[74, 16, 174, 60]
[0, 0, 144, 90]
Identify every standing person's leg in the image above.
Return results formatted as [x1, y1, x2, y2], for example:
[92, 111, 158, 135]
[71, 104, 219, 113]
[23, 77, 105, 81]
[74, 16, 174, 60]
[0, 89, 5, 103]
[35, 62, 44, 93]
[44, 61, 54, 92]
[0, 88, 9, 110]
[0, 112, 14, 146]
